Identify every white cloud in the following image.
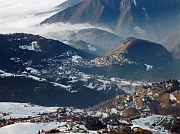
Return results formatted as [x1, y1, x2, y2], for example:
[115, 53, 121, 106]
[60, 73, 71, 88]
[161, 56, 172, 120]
[0, 0, 65, 18]
[0, 0, 114, 40]
[0, 0, 66, 34]
[134, 26, 146, 34]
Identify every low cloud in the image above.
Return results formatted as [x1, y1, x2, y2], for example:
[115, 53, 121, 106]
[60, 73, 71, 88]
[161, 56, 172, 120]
[134, 26, 146, 34]
[0, 0, 65, 34]
[0, 0, 113, 41]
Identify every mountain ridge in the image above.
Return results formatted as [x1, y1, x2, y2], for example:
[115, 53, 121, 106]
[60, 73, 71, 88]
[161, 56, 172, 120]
[160, 32, 180, 59]
[106, 37, 173, 67]
[78, 37, 179, 81]
[42, 0, 180, 41]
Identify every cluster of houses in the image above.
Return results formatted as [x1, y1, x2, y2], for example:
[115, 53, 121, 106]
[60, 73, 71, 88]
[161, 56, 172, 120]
[151, 80, 180, 93]
[0, 80, 179, 133]
[17, 49, 146, 94]
[90, 54, 135, 67]
[0, 106, 136, 133]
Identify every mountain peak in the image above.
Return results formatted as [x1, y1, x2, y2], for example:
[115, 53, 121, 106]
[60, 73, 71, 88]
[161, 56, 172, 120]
[42, 0, 180, 41]
[107, 37, 173, 66]
[41, 0, 121, 29]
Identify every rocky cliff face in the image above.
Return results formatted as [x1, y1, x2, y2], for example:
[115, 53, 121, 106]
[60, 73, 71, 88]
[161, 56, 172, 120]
[42, 0, 180, 41]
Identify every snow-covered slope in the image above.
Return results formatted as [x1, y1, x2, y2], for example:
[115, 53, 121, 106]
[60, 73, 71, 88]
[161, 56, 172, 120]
[0, 122, 62, 134]
[0, 102, 59, 119]
[131, 115, 171, 134]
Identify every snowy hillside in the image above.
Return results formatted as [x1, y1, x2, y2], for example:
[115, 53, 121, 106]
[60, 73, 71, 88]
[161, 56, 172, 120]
[0, 102, 59, 119]
[131, 115, 170, 133]
[0, 122, 62, 134]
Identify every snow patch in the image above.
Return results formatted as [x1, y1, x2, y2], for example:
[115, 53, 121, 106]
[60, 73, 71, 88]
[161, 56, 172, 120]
[19, 41, 41, 52]
[131, 115, 170, 133]
[26, 67, 40, 75]
[169, 94, 177, 101]
[144, 64, 153, 71]
[80, 73, 91, 82]
[133, 0, 137, 6]
[0, 69, 5, 74]
[96, 79, 111, 91]
[0, 69, 46, 82]
[87, 44, 96, 51]
[110, 108, 118, 114]
[72, 55, 82, 63]
[53, 82, 71, 89]
[97, 79, 111, 84]
[0, 72, 14, 77]
[86, 83, 95, 89]
[28, 75, 45, 81]
[63, 40, 71, 45]
[110, 77, 116, 82]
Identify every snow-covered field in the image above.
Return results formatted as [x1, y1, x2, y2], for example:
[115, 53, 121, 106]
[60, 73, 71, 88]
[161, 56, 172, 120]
[131, 115, 170, 134]
[0, 122, 98, 134]
[0, 102, 59, 119]
[0, 122, 62, 134]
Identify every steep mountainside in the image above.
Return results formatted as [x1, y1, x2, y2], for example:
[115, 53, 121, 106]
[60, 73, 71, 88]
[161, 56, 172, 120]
[0, 33, 87, 59]
[160, 32, 180, 59]
[0, 33, 92, 73]
[0, 33, 179, 107]
[56, 0, 84, 11]
[42, 0, 120, 27]
[107, 37, 173, 67]
[42, 0, 180, 41]
[46, 28, 122, 54]
[79, 37, 179, 81]
[90, 79, 180, 117]
[63, 40, 104, 56]
[0, 33, 118, 108]
[68, 28, 122, 51]
[0, 76, 115, 108]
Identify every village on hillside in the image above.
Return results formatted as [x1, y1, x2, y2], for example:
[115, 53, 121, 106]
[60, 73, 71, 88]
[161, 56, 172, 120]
[0, 79, 179, 134]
